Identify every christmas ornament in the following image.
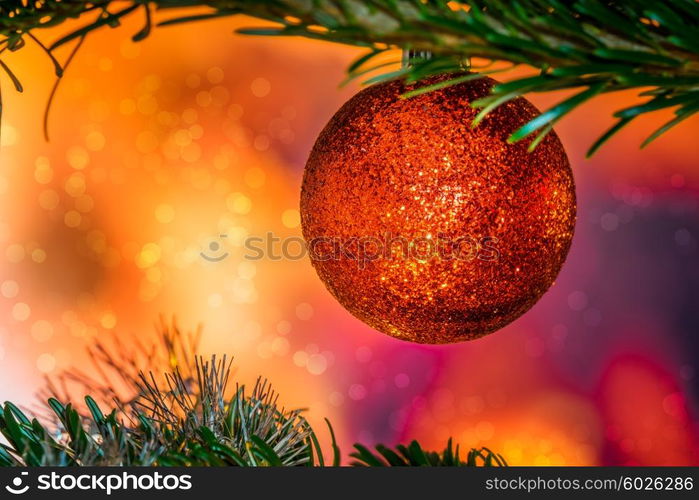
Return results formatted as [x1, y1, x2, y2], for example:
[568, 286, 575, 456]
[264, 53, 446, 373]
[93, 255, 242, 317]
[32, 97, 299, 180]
[301, 75, 575, 344]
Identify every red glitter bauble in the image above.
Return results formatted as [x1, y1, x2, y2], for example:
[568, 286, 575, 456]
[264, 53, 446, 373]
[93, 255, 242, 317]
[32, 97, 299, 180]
[301, 76, 575, 344]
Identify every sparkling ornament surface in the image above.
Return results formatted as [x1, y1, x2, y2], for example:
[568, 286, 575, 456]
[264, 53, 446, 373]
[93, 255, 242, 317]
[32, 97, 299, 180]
[301, 76, 576, 344]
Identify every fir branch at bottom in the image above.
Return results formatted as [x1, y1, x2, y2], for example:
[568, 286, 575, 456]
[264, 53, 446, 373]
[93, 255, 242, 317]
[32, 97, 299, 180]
[0, 321, 505, 467]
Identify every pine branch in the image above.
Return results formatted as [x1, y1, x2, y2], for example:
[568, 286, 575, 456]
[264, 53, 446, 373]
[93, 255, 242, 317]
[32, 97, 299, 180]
[2, 1, 699, 154]
[351, 439, 507, 466]
[1, 321, 504, 467]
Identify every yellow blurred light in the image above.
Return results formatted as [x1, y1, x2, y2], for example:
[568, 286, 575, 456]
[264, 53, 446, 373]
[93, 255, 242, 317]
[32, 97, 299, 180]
[295, 302, 314, 320]
[64, 210, 82, 228]
[173, 129, 192, 146]
[226, 192, 252, 214]
[210, 86, 230, 106]
[253, 135, 270, 151]
[271, 337, 290, 356]
[181, 143, 202, 163]
[237, 261, 256, 279]
[208, 294, 223, 308]
[65, 173, 87, 197]
[31, 248, 47, 263]
[38, 190, 60, 210]
[142, 74, 161, 93]
[207, 67, 225, 84]
[85, 131, 106, 151]
[189, 124, 204, 139]
[251, 77, 271, 97]
[182, 108, 198, 124]
[36, 353, 56, 373]
[67, 146, 90, 170]
[75, 194, 94, 213]
[196, 91, 212, 107]
[137, 94, 158, 115]
[0, 124, 18, 146]
[1, 280, 19, 298]
[136, 243, 162, 268]
[276, 320, 291, 335]
[281, 208, 301, 228]
[307, 354, 328, 375]
[12, 303, 31, 321]
[293, 350, 309, 367]
[86, 230, 107, 253]
[100, 312, 117, 329]
[228, 103, 244, 120]
[155, 204, 175, 223]
[6, 244, 26, 263]
[34, 156, 53, 184]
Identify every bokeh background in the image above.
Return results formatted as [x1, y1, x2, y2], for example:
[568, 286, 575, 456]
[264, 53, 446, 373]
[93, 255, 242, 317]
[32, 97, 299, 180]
[1, 12, 698, 465]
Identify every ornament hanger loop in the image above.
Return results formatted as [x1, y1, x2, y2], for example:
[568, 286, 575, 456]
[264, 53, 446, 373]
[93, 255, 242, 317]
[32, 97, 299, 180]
[401, 49, 470, 71]
[402, 49, 433, 68]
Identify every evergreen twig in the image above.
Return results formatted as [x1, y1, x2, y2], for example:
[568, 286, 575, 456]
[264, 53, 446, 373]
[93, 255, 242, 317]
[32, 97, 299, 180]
[1, 321, 504, 467]
[1, 1, 699, 154]
[351, 439, 508, 466]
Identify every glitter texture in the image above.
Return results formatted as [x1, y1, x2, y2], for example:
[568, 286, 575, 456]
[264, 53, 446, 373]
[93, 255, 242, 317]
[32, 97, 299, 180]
[301, 76, 576, 344]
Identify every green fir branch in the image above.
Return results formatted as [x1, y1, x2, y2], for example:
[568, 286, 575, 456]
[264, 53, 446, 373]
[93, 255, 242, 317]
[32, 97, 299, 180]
[0, 1, 699, 154]
[350, 439, 507, 467]
[0, 321, 504, 467]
